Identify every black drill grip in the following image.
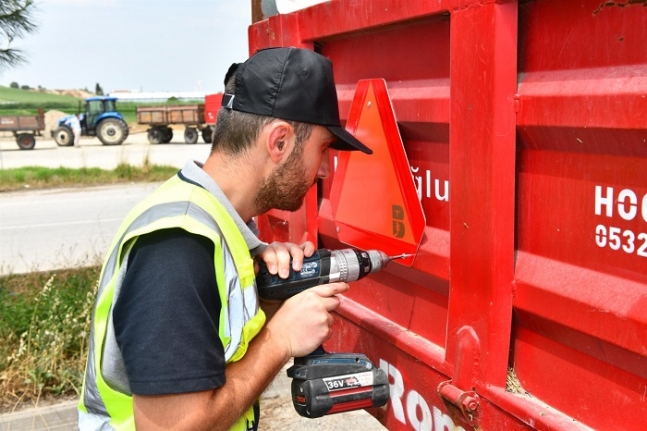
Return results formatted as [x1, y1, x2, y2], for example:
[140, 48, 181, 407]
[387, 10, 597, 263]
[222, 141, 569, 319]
[256, 249, 333, 300]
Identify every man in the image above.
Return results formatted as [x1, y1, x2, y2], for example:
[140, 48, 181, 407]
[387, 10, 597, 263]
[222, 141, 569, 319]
[66, 112, 82, 147]
[78, 47, 372, 431]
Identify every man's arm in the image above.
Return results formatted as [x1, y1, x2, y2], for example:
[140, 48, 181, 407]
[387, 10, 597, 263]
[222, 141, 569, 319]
[132, 282, 348, 431]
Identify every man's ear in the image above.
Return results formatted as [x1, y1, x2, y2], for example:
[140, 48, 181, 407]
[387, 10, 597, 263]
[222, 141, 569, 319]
[266, 121, 292, 163]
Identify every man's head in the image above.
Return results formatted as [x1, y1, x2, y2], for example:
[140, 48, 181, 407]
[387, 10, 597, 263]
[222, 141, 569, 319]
[208, 47, 371, 216]
[212, 47, 372, 156]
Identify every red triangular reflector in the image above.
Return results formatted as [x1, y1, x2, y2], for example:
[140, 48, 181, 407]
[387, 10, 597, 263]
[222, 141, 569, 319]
[330, 79, 425, 266]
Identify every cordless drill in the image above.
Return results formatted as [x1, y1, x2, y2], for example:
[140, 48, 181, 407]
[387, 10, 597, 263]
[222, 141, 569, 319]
[256, 248, 411, 418]
[256, 248, 408, 300]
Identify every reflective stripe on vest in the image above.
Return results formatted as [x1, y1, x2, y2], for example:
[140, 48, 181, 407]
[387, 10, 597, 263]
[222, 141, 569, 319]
[78, 176, 266, 431]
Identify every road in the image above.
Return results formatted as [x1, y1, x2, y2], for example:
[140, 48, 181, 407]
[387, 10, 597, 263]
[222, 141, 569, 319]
[0, 132, 385, 430]
[0, 183, 160, 275]
[0, 131, 204, 275]
[0, 129, 211, 170]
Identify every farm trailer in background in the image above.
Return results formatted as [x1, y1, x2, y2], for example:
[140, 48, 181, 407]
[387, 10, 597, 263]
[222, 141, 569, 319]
[0, 109, 45, 150]
[136, 93, 223, 144]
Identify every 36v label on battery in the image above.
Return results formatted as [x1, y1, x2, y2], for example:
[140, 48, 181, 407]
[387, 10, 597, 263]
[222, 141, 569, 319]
[323, 371, 374, 391]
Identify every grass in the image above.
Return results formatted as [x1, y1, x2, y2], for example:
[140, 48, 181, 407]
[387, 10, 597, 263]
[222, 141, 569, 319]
[0, 266, 99, 412]
[0, 163, 179, 192]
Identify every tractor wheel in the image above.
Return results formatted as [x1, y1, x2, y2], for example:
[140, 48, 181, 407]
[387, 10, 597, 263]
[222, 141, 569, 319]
[147, 127, 164, 144]
[162, 127, 173, 143]
[201, 126, 213, 144]
[97, 118, 128, 145]
[184, 127, 198, 144]
[53, 126, 74, 146]
[16, 133, 36, 150]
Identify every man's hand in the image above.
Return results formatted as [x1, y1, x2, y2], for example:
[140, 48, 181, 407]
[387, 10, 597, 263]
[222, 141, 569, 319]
[256, 241, 317, 319]
[265, 282, 349, 358]
[256, 241, 316, 279]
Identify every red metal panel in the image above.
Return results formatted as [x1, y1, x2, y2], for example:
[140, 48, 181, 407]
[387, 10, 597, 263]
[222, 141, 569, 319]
[513, 1, 647, 429]
[328, 306, 534, 431]
[249, 0, 647, 429]
[316, 11, 452, 284]
[312, 17, 455, 428]
[204, 93, 223, 125]
[446, 0, 517, 391]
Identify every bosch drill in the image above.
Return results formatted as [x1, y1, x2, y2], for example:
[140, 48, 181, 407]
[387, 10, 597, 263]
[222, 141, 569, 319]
[256, 248, 411, 418]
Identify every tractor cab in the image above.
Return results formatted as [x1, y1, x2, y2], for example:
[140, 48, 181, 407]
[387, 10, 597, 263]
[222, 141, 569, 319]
[52, 96, 129, 146]
[82, 97, 123, 135]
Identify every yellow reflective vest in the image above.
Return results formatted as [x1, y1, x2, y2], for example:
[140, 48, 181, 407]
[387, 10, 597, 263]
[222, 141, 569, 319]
[78, 174, 266, 430]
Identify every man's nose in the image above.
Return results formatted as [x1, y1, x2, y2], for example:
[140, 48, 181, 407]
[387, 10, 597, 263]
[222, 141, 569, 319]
[317, 150, 330, 179]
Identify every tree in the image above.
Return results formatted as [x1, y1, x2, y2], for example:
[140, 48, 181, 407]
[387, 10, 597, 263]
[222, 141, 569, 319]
[0, 0, 37, 72]
[95, 82, 104, 96]
[9, 81, 18, 88]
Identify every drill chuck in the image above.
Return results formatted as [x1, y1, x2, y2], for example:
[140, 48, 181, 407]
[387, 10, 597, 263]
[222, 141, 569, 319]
[327, 249, 388, 283]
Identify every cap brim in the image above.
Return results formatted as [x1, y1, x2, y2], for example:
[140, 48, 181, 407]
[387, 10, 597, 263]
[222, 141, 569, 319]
[327, 126, 373, 154]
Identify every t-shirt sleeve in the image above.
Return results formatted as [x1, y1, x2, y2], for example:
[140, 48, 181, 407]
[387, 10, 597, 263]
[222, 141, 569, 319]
[113, 228, 226, 395]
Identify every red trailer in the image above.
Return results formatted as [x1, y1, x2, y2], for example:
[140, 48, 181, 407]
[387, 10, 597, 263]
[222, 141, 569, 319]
[204, 92, 223, 126]
[250, 1, 647, 430]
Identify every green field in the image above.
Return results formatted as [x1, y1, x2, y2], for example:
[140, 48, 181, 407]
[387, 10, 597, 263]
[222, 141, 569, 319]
[0, 86, 81, 116]
[0, 86, 201, 125]
[0, 85, 82, 104]
[0, 164, 179, 192]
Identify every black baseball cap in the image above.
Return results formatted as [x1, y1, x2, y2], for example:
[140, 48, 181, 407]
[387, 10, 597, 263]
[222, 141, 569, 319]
[222, 47, 372, 154]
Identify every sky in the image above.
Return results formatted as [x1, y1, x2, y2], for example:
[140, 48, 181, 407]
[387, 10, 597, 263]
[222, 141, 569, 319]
[1, 0, 252, 94]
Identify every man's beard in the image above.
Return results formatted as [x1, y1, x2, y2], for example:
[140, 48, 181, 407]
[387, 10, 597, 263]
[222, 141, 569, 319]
[254, 148, 312, 214]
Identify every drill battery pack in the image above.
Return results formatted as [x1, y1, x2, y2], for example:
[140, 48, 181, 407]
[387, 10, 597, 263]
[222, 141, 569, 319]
[286, 352, 390, 418]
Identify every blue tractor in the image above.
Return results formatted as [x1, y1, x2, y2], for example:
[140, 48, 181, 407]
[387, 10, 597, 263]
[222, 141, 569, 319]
[52, 96, 129, 146]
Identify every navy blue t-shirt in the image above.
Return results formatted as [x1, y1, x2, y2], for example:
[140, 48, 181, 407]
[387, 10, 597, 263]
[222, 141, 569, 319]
[113, 228, 227, 395]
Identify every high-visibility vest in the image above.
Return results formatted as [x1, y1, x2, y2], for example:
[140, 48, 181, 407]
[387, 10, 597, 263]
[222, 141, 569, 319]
[78, 175, 266, 431]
